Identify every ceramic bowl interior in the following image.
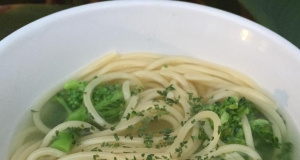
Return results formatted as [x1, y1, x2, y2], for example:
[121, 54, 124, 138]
[0, 1, 300, 159]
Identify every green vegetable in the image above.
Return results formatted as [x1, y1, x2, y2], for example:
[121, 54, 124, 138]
[277, 142, 293, 160]
[50, 80, 126, 125]
[188, 94, 292, 159]
[202, 96, 249, 145]
[92, 83, 126, 124]
[250, 119, 280, 148]
[52, 80, 92, 123]
[66, 104, 90, 121]
[50, 127, 91, 153]
[59, 80, 88, 109]
[247, 108, 280, 159]
[216, 97, 251, 145]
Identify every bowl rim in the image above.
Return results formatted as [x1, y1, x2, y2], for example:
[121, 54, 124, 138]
[1, 1, 300, 159]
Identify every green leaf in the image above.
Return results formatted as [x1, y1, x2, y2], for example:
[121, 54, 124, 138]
[220, 111, 230, 124]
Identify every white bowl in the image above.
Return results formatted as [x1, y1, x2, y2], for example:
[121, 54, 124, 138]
[0, 1, 299, 159]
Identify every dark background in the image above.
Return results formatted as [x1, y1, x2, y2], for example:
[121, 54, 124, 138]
[0, 0, 253, 40]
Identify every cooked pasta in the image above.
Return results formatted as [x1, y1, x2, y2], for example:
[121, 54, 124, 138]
[10, 52, 292, 160]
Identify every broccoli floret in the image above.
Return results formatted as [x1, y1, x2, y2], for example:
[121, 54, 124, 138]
[250, 119, 280, 148]
[188, 94, 292, 159]
[206, 97, 248, 145]
[59, 80, 87, 109]
[249, 118, 280, 159]
[277, 142, 293, 160]
[188, 96, 249, 145]
[50, 80, 126, 126]
[92, 83, 126, 124]
[246, 103, 282, 159]
[52, 80, 91, 123]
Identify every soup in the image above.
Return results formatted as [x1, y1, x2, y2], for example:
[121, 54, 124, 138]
[10, 52, 294, 160]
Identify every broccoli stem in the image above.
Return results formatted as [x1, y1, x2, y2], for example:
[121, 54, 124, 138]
[50, 130, 77, 153]
[49, 127, 93, 153]
[55, 97, 90, 122]
[66, 104, 89, 122]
